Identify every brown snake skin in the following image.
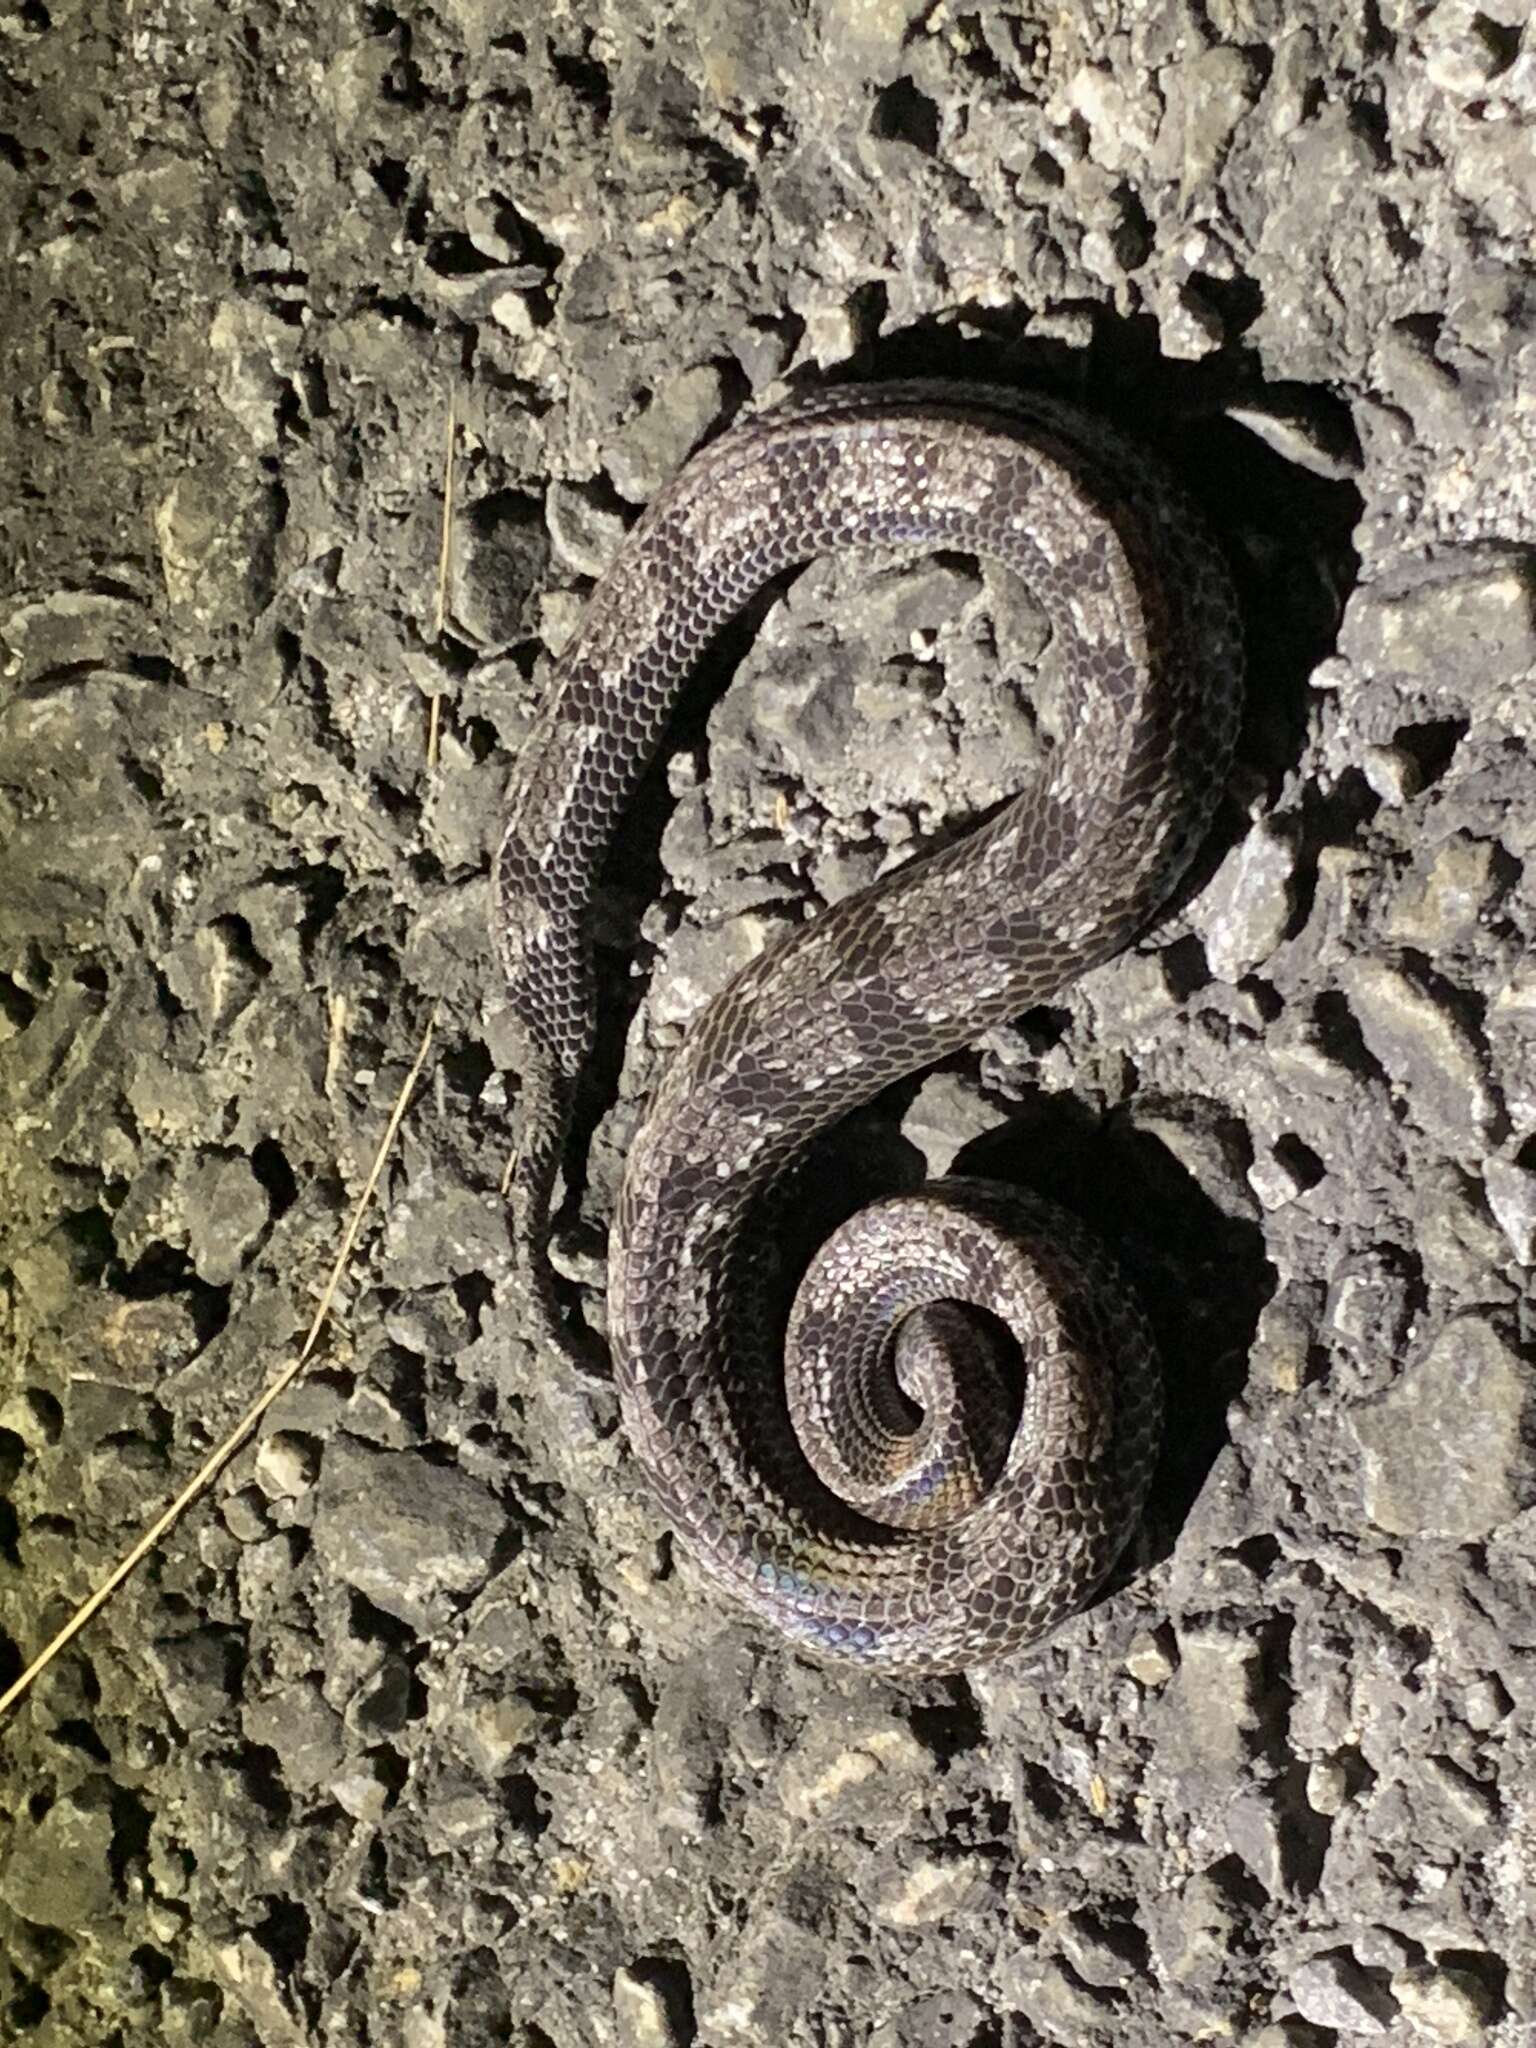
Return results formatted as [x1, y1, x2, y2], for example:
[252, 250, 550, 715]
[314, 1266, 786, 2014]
[494, 383, 1243, 1673]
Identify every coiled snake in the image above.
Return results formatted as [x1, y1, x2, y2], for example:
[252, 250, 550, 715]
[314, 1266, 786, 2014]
[494, 383, 1243, 1673]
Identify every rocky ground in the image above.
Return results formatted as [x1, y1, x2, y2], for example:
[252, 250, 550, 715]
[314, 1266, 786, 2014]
[3, 0, 1536, 2043]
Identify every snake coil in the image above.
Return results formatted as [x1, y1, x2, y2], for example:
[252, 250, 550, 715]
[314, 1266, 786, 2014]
[495, 384, 1242, 1672]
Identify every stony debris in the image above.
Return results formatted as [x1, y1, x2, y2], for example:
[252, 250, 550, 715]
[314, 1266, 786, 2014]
[309, 1442, 507, 1632]
[1343, 958, 1495, 1154]
[1348, 1314, 1535, 1541]
[1189, 819, 1297, 983]
[3, 0, 1535, 2043]
[1483, 1153, 1536, 1263]
[0, 1783, 119, 1933]
[1393, 1960, 1503, 2044]
[1288, 1950, 1397, 2034]
[612, 1962, 692, 2048]
[1242, 2023, 1333, 2048]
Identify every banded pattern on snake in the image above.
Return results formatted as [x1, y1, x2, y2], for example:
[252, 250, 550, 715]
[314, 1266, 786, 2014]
[494, 383, 1243, 1673]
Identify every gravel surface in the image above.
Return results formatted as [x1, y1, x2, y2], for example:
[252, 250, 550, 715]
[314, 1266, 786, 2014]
[3, 2, 1535, 2044]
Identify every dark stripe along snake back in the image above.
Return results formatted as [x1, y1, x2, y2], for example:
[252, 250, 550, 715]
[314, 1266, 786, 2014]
[494, 383, 1243, 1674]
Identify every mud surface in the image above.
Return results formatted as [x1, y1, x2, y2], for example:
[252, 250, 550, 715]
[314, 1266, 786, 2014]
[3, 2, 1536, 2043]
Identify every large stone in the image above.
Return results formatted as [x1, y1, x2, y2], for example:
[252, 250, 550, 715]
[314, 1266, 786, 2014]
[1484, 1155, 1536, 1263]
[1350, 1315, 1535, 1541]
[606, 365, 727, 502]
[142, 1628, 243, 1732]
[1387, 836, 1500, 948]
[155, 459, 280, 624]
[1343, 959, 1493, 1153]
[310, 1441, 505, 1630]
[378, 1172, 510, 1289]
[0, 1782, 117, 1930]
[1288, 1951, 1397, 2034]
[448, 494, 549, 650]
[1420, 0, 1520, 97]
[1167, 1626, 1264, 1772]
[1191, 820, 1296, 981]
[613, 1963, 689, 2048]
[181, 1152, 270, 1285]
[875, 1854, 990, 1928]
[1414, 1164, 1512, 1292]
[1340, 556, 1536, 713]
[243, 1679, 349, 1795]
[869, 1992, 994, 2048]
[1391, 1961, 1500, 2042]
[900, 1070, 1004, 1175]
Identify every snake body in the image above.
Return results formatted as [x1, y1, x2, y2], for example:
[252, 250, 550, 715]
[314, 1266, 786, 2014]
[495, 383, 1242, 1673]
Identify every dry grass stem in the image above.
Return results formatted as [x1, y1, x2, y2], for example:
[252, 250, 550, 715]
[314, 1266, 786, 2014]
[324, 990, 348, 1099]
[0, 1004, 441, 1724]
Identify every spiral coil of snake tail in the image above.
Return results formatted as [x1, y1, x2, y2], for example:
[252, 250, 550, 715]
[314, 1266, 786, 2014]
[495, 382, 1243, 1673]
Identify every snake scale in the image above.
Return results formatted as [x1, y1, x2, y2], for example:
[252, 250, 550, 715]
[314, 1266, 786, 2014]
[494, 382, 1243, 1674]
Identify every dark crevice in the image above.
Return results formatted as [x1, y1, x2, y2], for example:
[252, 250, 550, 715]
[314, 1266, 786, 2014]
[52, 1720, 112, 1765]
[623, 1959, 698, 2046]
[425, 231, 505, 280]
[107, 1784, 153, 1897]
[368, 155, 410, 204]
[551, 41, 612, 116]
[252, 1893, 311, 1991]
[1394, 715, 1467, 788]
[908, 1685, 986, 1761]
[8, 1982, 51, 2028]
[1271, 1133, 1326, 1194]
[440, 1036, 493, 1098]
[870, 76, 942, 153]
[250, 1137, 298, 1219]
[501, 1770, 551, 1839]
[0, 973, 37, 1029]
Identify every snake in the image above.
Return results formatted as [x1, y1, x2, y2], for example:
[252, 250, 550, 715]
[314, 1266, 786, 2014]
[493, 381, 1243, 1674]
